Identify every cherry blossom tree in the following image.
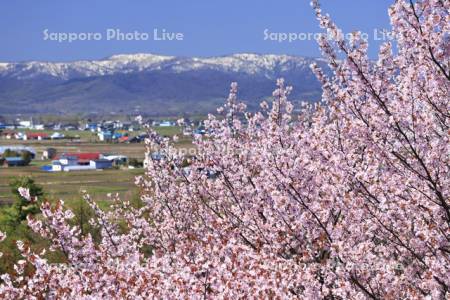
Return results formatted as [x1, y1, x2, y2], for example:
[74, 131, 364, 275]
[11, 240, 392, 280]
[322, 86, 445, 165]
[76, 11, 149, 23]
[0, 0, 448, 298]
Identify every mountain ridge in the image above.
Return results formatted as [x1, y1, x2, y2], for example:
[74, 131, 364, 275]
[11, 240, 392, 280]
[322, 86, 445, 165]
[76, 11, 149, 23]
[0, 53, 328, 115]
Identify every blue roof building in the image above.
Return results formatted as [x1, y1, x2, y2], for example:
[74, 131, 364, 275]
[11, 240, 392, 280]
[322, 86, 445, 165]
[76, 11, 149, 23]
[0, 146, 36, 157]
[3, 157, 27, 167]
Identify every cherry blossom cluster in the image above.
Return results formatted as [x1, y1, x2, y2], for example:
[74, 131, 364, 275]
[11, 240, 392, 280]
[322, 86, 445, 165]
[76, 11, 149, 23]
[0, 0, 448, 298]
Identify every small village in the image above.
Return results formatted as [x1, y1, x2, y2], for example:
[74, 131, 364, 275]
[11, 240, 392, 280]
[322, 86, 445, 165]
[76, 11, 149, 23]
[0, 117, 202, 173]
[0, 117, 203, 142]
[0, 116, 200, 210]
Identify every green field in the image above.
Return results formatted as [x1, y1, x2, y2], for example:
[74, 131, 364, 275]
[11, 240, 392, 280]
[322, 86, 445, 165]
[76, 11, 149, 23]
[0, 166, 143, 205]
[0, 126, 193, 205]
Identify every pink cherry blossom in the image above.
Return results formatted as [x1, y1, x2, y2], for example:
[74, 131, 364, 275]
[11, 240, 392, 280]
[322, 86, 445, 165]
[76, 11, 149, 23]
[0, 0, 448, 298]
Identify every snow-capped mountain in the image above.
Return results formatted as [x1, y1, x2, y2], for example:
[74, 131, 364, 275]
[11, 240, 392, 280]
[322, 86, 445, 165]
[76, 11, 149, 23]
[0, 53, 325, 80]
[0, 53, 176, 80]
[0, 53, 328, 115]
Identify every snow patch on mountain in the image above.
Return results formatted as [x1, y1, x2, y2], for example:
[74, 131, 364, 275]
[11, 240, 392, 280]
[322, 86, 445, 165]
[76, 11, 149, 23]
[0, 53, 325, 80]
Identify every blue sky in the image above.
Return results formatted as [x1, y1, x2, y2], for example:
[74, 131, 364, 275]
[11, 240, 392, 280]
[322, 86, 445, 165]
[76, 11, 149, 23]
[0, 0, 394, 62]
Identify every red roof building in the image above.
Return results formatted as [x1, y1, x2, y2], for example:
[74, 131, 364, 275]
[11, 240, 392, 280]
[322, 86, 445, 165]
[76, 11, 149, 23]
[0, 130, 16, 137]
[119, 136, 129, 143]
[56, 152, 101, 163]
[26, 133, 49, 139]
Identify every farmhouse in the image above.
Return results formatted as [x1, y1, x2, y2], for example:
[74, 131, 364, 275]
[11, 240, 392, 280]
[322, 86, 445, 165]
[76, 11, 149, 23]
[50, 132, 65, 139]
[183, 127, 193, 136]
[58, 156, 78, 166]
[85, 123, 99, 132]
[57, 152, 101, 163]
[0, 130, 16, 139]
[89, 159, 113, 169]
[159, 120, 174, 127]
[98, 131, 112, 141]
[118, 136, 129, 143]
[0, 146, 36, 158]
[47, 152, 123, 172]
[50, 161, 63, 172]
[102, 155, 128, 166]
[63, 165, 96, 172]
[42, 148, 57, 160]
[3, 157, 27, 167]
[23, 132, 49, 140]
[18, 120, 32, 129]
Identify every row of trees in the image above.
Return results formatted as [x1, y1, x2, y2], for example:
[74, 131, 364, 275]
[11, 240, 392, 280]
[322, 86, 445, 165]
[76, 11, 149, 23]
[0, 0, 448, 298]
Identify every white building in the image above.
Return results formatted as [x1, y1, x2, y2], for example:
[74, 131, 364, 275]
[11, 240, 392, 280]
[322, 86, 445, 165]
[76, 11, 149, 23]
[63, 165, 96, 172]
[98, 131, 112, 141]
[51, 161, 63, 172]
[15, 132, 25, 140]
[58, 156, 78, 166]
[183, 127, 193, 136]
[102, 155, 128, 165]
[18, 120, 32, 128]
[50, 132, 65, 139]
[159, 121, 173, 127]
[42, 148, 57, 160]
